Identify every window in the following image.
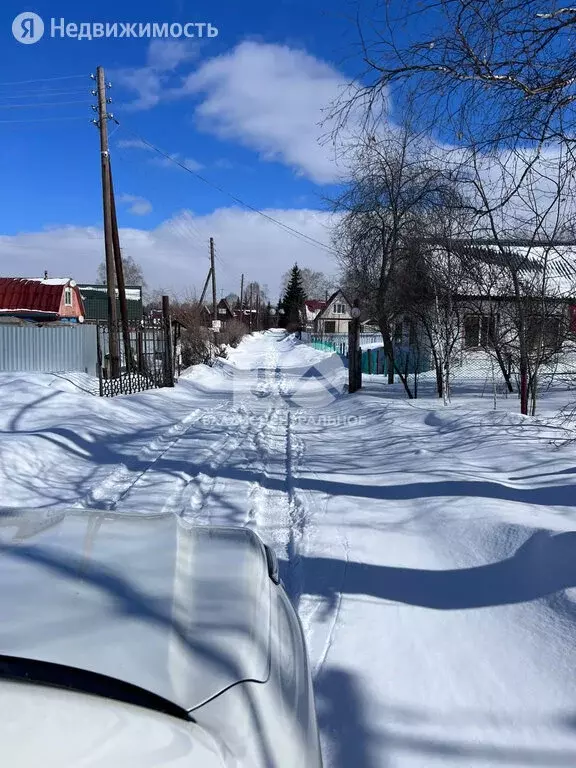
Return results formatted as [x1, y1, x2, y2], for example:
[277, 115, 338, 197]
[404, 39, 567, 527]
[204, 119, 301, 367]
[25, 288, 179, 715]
[218, 308, 227, 315]
[526, 315, 562, 351]
[333, 302, 346, 314]
[464, 314, 497, 348]
[324, 320, 336, 333]
[64, 288, 72, 307]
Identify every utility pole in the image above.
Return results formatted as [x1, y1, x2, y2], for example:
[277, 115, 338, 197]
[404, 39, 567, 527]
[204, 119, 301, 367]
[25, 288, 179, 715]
[94, 65, 120, 378]
[239, 273, 244, 324]
[210, 237, 217, 335]
[109, 161, 132, 372]
[199, 267, 212, 305]
[249, 284, 253, 332]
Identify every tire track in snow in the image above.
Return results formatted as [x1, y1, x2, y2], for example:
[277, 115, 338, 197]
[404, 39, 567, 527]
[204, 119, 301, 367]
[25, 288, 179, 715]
[245, 366, 313, 608]
[162, 403, 256, 521]
[74, 405, 225, 511]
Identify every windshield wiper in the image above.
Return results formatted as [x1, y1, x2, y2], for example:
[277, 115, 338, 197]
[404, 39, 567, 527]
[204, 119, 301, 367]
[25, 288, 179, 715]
[0, 654, 194, 722]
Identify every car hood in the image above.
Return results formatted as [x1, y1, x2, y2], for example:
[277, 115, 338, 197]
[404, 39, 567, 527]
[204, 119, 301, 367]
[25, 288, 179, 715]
[0, 509, 271, 712]
[0, 678, 226, 768]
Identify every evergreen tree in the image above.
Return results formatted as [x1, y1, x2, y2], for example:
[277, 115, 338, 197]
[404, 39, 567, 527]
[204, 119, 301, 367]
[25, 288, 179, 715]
[280, 264, 306, 330]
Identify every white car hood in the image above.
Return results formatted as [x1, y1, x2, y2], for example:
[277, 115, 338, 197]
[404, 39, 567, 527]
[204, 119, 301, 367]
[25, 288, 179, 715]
[0, 510, 271, 712]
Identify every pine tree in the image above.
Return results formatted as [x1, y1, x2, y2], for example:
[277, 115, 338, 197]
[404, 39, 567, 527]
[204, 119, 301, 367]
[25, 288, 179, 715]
[280, 264, 306, 330]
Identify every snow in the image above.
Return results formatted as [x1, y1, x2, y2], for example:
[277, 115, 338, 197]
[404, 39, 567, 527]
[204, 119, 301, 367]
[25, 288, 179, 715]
[3, 330, 576, 766]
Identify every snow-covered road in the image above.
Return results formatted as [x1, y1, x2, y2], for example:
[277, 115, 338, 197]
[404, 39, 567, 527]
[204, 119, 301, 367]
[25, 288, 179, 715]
[3, 330, 576, 766]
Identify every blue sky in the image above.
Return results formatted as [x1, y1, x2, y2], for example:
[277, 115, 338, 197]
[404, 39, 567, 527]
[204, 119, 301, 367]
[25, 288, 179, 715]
[0, 0, 390, 298]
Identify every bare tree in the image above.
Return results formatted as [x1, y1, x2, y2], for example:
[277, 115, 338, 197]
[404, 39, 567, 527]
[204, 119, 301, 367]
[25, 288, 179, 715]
[332, 124, 465, 394]
[335, 1, 576, 149]
[280, 268, 336, 301]
[97, 252, 146, 288]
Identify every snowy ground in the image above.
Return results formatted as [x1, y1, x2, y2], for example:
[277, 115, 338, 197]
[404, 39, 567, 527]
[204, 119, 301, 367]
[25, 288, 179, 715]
[3, 331, 576, 766]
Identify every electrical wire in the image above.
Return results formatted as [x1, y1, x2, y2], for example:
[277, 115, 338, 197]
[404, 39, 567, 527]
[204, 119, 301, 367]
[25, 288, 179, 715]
[0, 89, 91, 100]
[0, 115, 89, 124]
[0, 99, 91, 109]
[0, 74, 87, 87]
[115, 125, 336, 255]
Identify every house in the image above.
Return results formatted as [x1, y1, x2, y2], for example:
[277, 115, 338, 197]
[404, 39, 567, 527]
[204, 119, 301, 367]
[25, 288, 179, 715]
[313, 290, 352, 334]
[215, 298, 235, 326]
[78, 284, 143, 323]
[0, 277, 85, 323]
[392, 240, 576, 357]
[304, 299, 326, 330]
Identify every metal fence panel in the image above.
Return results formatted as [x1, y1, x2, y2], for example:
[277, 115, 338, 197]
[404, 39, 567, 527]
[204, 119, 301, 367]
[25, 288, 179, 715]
[0, 323, 98, 375]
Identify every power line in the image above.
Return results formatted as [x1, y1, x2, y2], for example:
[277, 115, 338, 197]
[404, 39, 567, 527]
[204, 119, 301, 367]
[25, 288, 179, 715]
[117, 126, 336, 255]
[0, 74, 87, 87]
[0, 115, 89, 124]
[0, 99, 91, 109]
[0, 89, 91, 100]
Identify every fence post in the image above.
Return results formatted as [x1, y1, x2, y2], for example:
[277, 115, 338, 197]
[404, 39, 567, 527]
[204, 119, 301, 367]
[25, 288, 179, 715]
[162, 295, 175, 387]
[348, 301, 362, 393]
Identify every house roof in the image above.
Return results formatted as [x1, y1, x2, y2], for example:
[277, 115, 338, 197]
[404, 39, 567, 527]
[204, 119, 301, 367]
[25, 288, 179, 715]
[305, 299, 326, 312]
[0, 278, 74, 315]
[216, 298, 234, 315]
[438, 241, 576, 298]
[315, 289, 353, 321]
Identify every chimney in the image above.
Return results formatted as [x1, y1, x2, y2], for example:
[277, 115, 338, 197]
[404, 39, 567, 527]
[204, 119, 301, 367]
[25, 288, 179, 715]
[44, 270, 48, 280]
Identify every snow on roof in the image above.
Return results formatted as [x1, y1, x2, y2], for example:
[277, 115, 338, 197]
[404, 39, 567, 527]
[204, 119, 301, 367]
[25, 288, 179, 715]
[78, 285, 142, 301]
[433, 242, 576, 298]
[27, 278, 75, 287]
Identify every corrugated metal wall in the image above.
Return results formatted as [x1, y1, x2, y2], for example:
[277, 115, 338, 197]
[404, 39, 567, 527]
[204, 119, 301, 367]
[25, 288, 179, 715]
[0, 323, 98, 375]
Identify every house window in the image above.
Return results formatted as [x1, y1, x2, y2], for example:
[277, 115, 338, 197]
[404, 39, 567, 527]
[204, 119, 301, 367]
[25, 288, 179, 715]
[324, 320, 336, 334]
[64, 287, 73, 307]
[333, 303, 346, 314]
[218, 308, 227, 315]
[526, 315, 562, 351]
[464, 314, 496, 348]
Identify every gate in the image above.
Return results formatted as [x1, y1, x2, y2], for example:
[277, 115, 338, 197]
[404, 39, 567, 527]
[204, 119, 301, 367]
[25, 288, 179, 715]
[96, 320, 180, 397]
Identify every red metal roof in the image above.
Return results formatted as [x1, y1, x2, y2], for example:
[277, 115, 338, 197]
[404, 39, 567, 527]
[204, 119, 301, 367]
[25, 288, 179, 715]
[0, 278, 64, 315]
[305, 299, 326, 312]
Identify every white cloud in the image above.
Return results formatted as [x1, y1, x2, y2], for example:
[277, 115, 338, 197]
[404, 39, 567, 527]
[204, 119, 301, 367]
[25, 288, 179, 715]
[150, 153, 203, 172]
[147, 39, 198, 71]
[115, 137, 203, 172]
[178, 42, 351, 184]
[119, 194, 153, 216]
[0, 209, 338, 300]
[114, 39, 198, 111]
[117, 138, 149, 150]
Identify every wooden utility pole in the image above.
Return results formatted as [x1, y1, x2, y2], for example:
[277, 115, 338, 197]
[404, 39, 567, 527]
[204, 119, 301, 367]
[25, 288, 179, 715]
[199, 267, 212, 305]
[249, 284, 253, 332]
[96, 65, 120, 378]
[239, 273, 244, 319]
[210, 237, 217, 327]
[109, 161, 132, 372]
